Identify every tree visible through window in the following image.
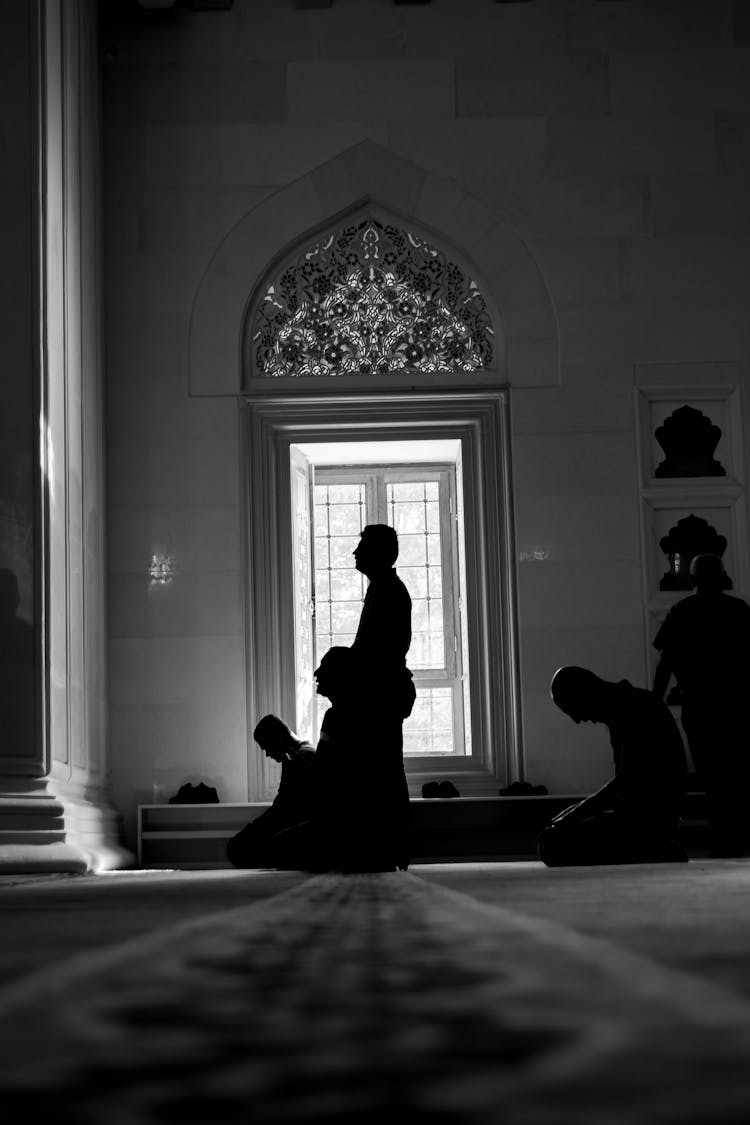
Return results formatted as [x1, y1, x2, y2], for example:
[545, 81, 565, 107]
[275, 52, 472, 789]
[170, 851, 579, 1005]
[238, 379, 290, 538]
[251, 216, 494, 378]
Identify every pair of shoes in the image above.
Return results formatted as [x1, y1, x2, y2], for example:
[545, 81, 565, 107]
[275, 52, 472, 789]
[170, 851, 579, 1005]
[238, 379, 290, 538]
[168, 782, 220, 804]
[422, 780, 460, 798]
[499, 781, 548, 796]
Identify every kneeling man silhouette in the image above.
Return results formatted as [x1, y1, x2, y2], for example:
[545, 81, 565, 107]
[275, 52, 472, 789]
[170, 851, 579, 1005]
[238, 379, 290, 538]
[538, 666, 688, 867]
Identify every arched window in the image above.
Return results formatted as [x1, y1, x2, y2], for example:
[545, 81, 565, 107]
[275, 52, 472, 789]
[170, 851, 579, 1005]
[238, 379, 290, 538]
[249, 215, 494, 378]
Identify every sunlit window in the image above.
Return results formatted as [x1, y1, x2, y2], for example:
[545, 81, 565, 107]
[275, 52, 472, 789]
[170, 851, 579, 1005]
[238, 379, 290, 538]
[311, 466, 466, 756]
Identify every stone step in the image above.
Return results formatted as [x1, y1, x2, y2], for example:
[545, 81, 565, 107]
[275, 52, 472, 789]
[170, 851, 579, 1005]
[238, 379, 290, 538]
[138, 794, 711, 868]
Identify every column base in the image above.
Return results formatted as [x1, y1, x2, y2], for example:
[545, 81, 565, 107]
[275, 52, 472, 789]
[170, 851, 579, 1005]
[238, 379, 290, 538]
[0, 780, 135, 874]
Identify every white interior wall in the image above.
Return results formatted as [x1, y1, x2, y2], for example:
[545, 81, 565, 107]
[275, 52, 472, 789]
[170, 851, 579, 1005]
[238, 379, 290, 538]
[100, 0, 750, 847]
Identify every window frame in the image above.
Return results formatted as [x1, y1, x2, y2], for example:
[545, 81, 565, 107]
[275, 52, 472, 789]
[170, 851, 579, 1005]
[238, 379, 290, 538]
[242, 389, 523, 800]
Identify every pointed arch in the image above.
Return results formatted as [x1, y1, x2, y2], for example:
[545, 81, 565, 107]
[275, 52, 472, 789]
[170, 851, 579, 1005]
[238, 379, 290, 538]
[188, 140, 558, 395]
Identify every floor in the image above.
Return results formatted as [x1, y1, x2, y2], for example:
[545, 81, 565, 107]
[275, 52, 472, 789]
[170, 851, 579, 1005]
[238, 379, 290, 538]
[2, 860, 750, 1122]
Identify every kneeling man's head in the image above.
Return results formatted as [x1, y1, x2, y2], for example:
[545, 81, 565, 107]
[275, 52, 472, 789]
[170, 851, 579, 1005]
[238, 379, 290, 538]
[550, 666, 609, 724]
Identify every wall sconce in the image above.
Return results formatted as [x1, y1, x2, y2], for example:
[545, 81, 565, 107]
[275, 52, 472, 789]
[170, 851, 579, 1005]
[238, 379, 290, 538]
[149, 553, 176, 586]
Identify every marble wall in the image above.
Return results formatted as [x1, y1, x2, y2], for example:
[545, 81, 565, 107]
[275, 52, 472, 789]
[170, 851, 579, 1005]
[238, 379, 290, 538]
[100, 0, 750, 840]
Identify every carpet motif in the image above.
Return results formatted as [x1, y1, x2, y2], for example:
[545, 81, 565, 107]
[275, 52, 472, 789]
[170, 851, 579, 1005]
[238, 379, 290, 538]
[2, 872, 750, 1123]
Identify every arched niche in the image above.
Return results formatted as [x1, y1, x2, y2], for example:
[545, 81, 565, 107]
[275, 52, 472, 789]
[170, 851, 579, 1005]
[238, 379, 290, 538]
[188, 140, 558, 396]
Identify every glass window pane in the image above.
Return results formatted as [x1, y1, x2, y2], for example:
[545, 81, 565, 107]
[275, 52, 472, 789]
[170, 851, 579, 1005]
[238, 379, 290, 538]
[428, 566, 442, 598]
[314, 537, 329, 568]
[425, 481, 439, 500]
[314, 505, 329, 533]
[429, 633, 445, 666]
[404, 731, 432, 754]
[331, 632, 356, 648]
[398, 533, 427, 567]
[391, 502, 425, 534]
[314, 485, 328, 503]
[399, 566, 428, 599]
[389, 482, 425, 502]
[329, 535, 358, 568]
[328, 504, 363, 536]
[411, 599, 429, 632]
[408, 633, 429, 667]
[330, 601, 362, 633]
[403, 687, 455, 754]
[427, 535, 441, 565]
[330, 569, 363, 600]
[315, 570, 330, 600]
[428, 601, 444, 631]
[327, 484, 364, 504]
[315, 602, 330, 634]
[425, 501, 440, 533]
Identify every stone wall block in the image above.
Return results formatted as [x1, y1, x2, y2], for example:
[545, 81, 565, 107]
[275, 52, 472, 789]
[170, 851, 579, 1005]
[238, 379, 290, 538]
[104, 61, 287, 125]
[465, 175, 650, 240]
[108, 571, 243, 641]
[716, 110, 750, 172]
[564, 0, 733, 53]
[457, 52, 610, 118]
[506, 339, 560, 388]
[190, 175, 323, 394]
[547, 113, 717, 175]
[288, 59, 455, 122]
[105, 122, 389, 188]
[518, 559, 643, 630]
[532, 239, 623, 305]
[104, 187, 276, 257]
[557, 298, 750, 366]
[621, 234, 750, 297]
[649, 174, 750, 235]
[511, 366, 634, 434]
[611, 49, 750, 114]
[388, 117, 548, 179]
[310, 141, 426, 220]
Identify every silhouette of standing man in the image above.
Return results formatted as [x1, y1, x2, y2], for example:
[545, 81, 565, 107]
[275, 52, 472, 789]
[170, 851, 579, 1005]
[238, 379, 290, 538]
[350, 523, 414, 868]
[653, 553, 750, 856]
[351, 523, 416, 720]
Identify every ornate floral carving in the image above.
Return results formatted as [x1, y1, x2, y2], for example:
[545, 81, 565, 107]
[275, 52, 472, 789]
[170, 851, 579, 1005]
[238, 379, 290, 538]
[654, 405, 725, 478]
[250, 216, 494, 377]
[658, 514, 732, 591]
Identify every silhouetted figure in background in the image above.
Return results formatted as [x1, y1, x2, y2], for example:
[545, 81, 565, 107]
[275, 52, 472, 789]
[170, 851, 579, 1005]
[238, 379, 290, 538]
[653, 553, 750, 856]
[0, 568, 35, 757]
[314, 645, 410, 871]
[226, 715, 317, 869]
[537, 666, 688, 866]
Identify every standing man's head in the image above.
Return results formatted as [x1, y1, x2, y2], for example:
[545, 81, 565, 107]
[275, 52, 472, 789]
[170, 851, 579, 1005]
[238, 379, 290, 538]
[253, 715, 298, 763]
[690, 553, 728, 594]
[550, 666, 611, 724]
[353, 524, 399, 579]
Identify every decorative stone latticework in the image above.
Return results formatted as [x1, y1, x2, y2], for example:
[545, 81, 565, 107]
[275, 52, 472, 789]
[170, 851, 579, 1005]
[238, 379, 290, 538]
[250, 216, 494, 378]
[654, 405, 726, 479]
[659, 514, 731, 591]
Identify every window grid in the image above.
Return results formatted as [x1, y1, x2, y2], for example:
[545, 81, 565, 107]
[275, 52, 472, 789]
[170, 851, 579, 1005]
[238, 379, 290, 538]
[403, 687, 454, 755]
[313, 483, 367, 658]
[387, 481, 445, 672]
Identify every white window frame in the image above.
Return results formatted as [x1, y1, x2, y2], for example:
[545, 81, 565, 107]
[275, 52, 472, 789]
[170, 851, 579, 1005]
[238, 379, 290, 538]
[242, 390, 523, 800]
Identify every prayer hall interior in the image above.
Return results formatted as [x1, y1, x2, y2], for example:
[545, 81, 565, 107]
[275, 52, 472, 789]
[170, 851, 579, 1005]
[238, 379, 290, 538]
[3, 1, 750, 1120]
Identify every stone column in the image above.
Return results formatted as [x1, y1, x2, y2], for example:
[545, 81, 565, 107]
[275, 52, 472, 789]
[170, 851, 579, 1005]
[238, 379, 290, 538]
[0, 0, 132, 872]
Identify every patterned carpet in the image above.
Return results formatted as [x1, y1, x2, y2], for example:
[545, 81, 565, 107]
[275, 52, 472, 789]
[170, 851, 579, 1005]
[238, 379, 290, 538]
[2, 870, 750, 1123]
